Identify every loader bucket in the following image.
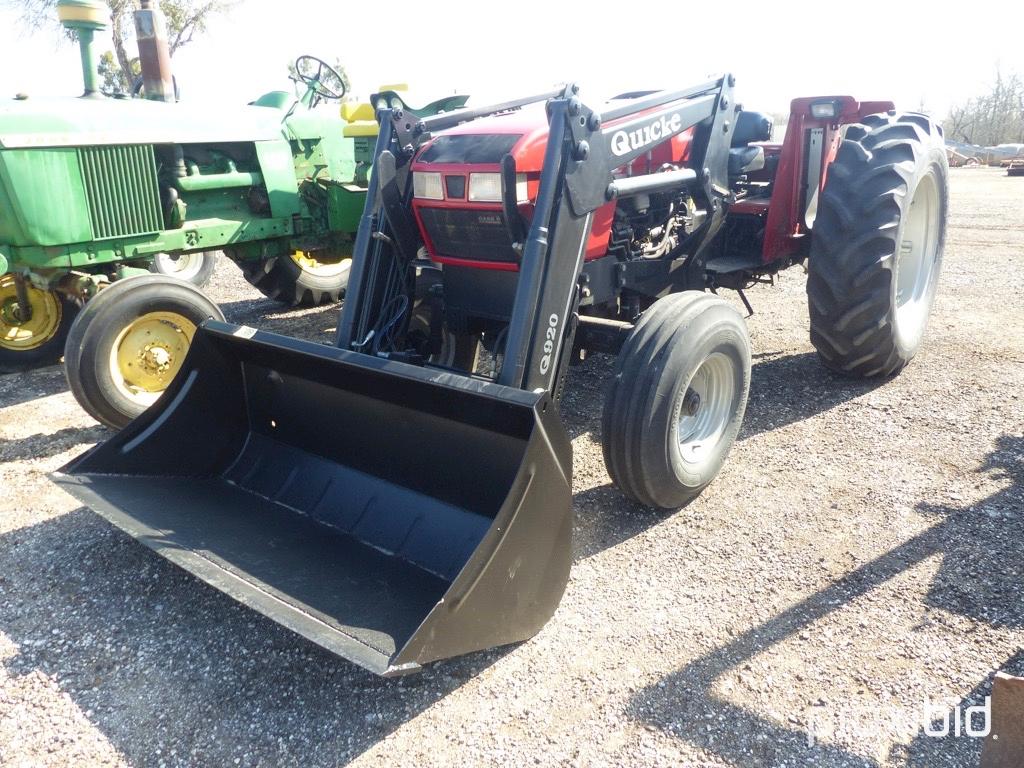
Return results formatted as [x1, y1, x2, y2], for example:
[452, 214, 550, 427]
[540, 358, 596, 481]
[53, 321, 573, 676]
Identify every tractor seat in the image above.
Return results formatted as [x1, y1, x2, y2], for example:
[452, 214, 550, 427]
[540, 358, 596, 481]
[729, 145, 765, 176]
[341, 102, 379, 138]
[728, 110, 773, 176]
[731, 110, 773, 148]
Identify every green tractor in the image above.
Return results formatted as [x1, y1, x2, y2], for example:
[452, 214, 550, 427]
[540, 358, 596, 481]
[0, 0, 466, 429]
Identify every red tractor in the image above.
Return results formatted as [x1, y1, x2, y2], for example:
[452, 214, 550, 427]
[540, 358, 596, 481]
[58, 76, 948, 675]
[400, 80, 947, 507]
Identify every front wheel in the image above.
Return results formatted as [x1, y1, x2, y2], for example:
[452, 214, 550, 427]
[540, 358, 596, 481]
[602, 292, 751, 509]
[149, 250, 218, 288]
[64, 275, 224, 429]
[0, 274, 79, 373]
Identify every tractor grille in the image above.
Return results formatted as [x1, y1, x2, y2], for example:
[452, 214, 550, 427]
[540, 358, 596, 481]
[78, 145, 163, 240]
[419, 207, 518, 264]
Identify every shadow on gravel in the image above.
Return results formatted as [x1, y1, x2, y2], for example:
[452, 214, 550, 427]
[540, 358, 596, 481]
[900, 648, 1024, 767]
[0, 366, 70, 408]
[217, 298, 340, 341]
[628, 433, 1024, 767]
[0, 425, 107, 463]
[0, 509, 509, 767]
[571, 483, 674, 562]
[742, 352, 885, 440]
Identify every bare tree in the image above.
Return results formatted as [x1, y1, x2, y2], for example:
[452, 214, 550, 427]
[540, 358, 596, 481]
[2, 0, 238, 94]
[943, 69, 1024, 146]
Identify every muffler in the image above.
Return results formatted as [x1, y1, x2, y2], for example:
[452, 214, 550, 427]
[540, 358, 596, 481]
[53, 321, 572, 676]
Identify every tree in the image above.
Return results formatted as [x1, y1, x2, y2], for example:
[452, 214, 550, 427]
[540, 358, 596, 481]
[2, 0, 238, 95]
[943, 69, 1024, 147]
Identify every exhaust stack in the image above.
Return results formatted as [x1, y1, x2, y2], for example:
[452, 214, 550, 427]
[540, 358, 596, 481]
[56, 0, 109, 98]
[134, 0, 175, 102]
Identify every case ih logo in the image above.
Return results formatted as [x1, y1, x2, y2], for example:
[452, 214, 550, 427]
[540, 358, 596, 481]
[610, 113, 683, 156]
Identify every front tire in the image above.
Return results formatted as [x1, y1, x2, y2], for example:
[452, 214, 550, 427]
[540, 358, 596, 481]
[149, 250, 218, 288]
[602, 292, 751, 509]
[0, 274, 79, 373]
[64, 275, 224, 429]
[407, 267, 479, 371]
[807, 112, 948, 377]
[240, 251, 350, 307]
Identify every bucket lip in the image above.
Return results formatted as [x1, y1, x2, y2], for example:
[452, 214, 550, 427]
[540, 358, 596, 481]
[51, 470, 423, 678]
[202, 320, 547, 409]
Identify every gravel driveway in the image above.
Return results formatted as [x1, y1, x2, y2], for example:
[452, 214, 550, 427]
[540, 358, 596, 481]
[0, 167, 1021, 767]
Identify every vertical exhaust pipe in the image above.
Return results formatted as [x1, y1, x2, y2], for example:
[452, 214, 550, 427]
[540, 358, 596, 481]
[56, 0, 109, 98]
[134, 0, 175, 102]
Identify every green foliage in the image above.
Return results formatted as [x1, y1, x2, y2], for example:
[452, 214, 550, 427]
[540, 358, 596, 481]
[98, 50, 133, 94]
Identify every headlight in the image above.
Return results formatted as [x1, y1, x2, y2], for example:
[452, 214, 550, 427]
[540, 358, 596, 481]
[468, 172, 529, 203]
[413, 172, 443, 200]
[810, 100, 838, 119]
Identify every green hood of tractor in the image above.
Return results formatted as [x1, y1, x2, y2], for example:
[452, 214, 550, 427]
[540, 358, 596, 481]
[0, 95, 295, 148]
[0, 93, 353, 252]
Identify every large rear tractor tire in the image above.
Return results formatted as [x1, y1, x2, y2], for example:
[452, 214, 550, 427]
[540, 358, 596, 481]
[64, 275, 224, 429]
[807, 111, 948, 377]
[602, 292, 751, 510]
[149, 250, 218, 288]
[240, 251, 350, 307]
[0, 274, 79, 373]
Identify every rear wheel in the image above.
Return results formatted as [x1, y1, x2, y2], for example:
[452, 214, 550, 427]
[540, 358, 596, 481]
[602, 292, 751, 509]
[240, 250, 350, 307]
[64, 275, 224, 429]
[149, 250, 218, 288]
[807, 112, 948, 377]
[0, 274, 79, 373]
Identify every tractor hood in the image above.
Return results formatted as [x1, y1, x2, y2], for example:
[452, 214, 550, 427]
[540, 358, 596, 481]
[0, 96, 296, 149]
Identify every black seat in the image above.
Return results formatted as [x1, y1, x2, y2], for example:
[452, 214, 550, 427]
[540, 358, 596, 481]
[728, 145, 765, 176]
[728, 110, 772, 176]
[731, 110, 773, 148]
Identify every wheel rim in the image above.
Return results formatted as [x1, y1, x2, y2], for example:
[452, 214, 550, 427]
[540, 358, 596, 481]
[153, 252, 206, 282]
[674, 352, 736, 467]
[289, 251, 351, 278]
[108, 311, 196, 407]
[895, 172, 940, 344]
[0, 274, 62, 351]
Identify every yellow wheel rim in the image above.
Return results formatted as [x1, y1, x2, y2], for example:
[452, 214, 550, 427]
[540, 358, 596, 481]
[289, 250, 351, 278]
[109, 311, 196, 407]
[0, 274, 63, 351]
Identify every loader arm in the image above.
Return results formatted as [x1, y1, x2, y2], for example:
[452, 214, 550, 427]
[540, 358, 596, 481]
[338, 76, 735, 395]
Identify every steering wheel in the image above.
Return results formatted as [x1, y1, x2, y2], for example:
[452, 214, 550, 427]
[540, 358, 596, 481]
[293, 55, 347, 102]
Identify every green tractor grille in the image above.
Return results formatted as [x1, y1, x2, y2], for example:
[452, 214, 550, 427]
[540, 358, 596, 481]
[78, 145, 163, 240]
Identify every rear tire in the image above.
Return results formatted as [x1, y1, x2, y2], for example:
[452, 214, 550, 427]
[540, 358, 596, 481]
[149, 250, 218, 288]
[64, 275, 224, 429]
[0, 274, 79, 373]
[807, 112, 948, 377]
[602, 292, 751, 509]
[240, 251, 350, 307]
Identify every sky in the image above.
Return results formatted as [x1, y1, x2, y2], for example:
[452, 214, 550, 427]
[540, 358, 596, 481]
[1, 0, 1022, 119]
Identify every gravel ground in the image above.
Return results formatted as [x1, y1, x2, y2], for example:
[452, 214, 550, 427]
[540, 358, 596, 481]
[1, 167, 1022, 767]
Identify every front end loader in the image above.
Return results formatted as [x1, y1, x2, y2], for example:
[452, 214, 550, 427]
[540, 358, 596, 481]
[55, 76, 948, 674]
